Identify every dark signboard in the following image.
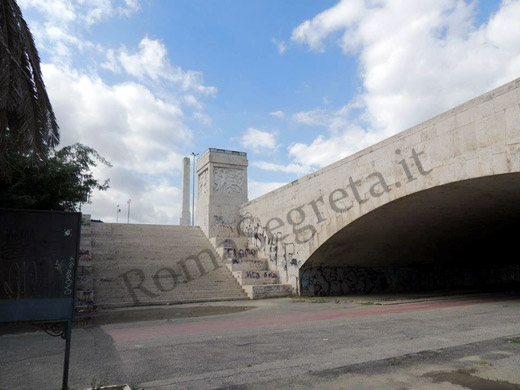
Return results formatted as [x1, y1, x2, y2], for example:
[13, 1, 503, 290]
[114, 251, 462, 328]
[0, 209, 81, 323]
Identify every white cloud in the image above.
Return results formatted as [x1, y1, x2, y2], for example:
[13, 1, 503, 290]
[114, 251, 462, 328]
[19, 0, 77, 24]
[272, 38, 287, 55]
[289, 0, 520, 168]
[44, 63, 189, 174]
[182, 94, 203, 109]
[20, 0, 140, 62]
[248, 180, 287, 201]
[116, 37, 217, 95]
[291, 0, 364, 52]
[269, 110, 285, 119]
[118, 0, 141, 17]
[252, 161, 310, 175]
[43, 63, 191, 223]
[291, 101, 362, 133]
[83, 174, 181, 224]
[101, 48, 121, 72]
[240, 127, 278, 153]
[193, 112, 213, 125]
[19, 0, 140, 26]
[291, 108, 328, 127]
[288, 125, 389, 168]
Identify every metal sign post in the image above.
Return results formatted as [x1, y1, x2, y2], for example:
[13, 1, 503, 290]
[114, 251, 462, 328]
[62, 320, 72, 390]
[191, 152, 198, 226]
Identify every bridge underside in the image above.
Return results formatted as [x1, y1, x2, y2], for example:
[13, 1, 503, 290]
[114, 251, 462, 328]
[300, 173, 520, 295]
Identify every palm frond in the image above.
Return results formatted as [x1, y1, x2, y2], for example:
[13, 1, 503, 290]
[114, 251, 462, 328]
[0, 0, 59, 179]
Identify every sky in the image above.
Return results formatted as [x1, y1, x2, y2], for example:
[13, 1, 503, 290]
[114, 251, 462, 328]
[18, 0, 520, 224]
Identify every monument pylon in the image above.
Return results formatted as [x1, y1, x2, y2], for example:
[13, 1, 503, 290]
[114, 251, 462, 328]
[179, 156, 191, 226]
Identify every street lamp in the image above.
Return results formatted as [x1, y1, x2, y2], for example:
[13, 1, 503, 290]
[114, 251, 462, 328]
[127, 199, 131, 224]
[190, 152, 199, 226]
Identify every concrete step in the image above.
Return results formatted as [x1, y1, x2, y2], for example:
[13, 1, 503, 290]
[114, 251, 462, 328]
[242, 284, 293, 299]
[92, 266, 233, 280]
[95, 287, 247, 296]
[94, 271, 238, 284]
[86, 223, 248, 307]
[94, 284, 248, 299]
[95, 296, 249, 308]
[232, 270, 279, 285]
[94, 292, 249, 302]
[226, 258, 268, 272]
[205, 234, 294, 302]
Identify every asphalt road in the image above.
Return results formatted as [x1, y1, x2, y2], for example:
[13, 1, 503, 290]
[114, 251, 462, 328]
[0, 293, 519, 390]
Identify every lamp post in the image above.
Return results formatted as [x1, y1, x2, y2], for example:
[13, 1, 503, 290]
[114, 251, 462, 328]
[190, 152, 198, 226]
[127, 199, 131, 224]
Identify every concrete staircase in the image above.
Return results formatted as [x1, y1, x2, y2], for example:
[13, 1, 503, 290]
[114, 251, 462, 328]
[90, 223, 248, 308]
[210, 237, 293, 299]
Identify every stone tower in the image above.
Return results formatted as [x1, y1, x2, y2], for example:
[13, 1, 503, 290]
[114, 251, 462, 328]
[179, 157, 191, 226]
[195, 148, 248, 239]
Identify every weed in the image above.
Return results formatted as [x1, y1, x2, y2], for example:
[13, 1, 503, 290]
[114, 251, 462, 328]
[390, 358, 402, 366]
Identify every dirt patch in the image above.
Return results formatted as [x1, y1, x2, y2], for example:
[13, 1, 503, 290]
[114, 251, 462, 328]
[424, 370, 520, 390]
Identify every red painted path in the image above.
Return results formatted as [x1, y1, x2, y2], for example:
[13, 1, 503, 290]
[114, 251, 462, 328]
[107, 298, 493, 343]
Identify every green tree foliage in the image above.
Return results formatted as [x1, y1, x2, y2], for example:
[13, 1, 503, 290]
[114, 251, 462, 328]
[0, 0, 59, 178]
[0, 143, 111, 211]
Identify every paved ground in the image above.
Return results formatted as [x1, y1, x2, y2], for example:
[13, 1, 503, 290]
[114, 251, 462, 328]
[0, 293, 519, 390]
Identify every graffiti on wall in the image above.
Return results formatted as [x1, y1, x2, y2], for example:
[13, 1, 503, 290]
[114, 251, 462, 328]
[231, 258, 265, 270]
[300, 265, 520, 296]
[300, 267, 381, 296]
[243, 270, 278, 280]
[238, 213, 299, 269]
[230, 212, 302, 286]
[213, 215, 238, 238]
[225, 247, 257, 260]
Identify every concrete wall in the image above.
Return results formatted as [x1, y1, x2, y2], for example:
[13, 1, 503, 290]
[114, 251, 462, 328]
[196, 148, 248, 239]
[239, 78, 520, 290]
[76, 214, 94, 325]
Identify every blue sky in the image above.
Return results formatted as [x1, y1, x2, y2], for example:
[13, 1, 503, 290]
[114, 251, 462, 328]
[18, 0, 519, 223]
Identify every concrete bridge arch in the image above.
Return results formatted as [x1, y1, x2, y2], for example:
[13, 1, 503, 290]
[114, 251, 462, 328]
[238, 78, 520, 294]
